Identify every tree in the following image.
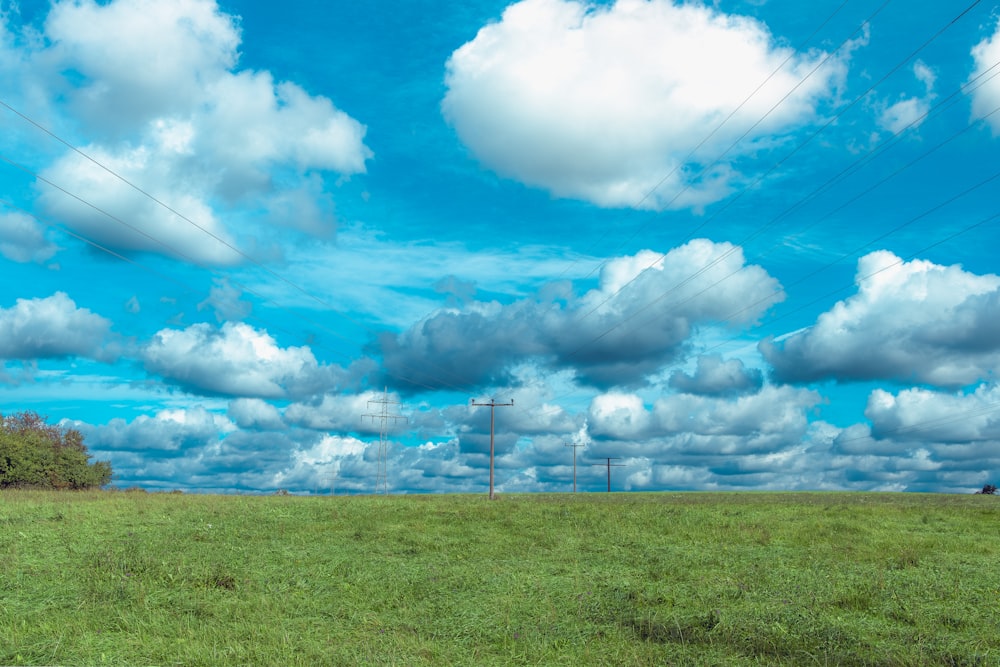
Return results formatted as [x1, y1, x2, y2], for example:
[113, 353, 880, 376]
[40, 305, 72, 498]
[0, 411, 112, 489]
[975, 484, 997, 495]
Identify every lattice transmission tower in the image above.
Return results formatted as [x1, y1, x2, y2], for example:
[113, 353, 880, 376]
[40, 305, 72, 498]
[362, 387, 406, 494]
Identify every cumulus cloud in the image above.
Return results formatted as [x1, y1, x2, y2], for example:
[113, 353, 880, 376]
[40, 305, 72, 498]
[761, 250, 1000, 387]
[877, 61, 936, 134]
[44, 0, 241, 134]
[142, 321, 345, 398]
[37, 143, 242, 265]
[668, 354, 763, 396]
[818, 383, 1000, 493]
[970, 18, 1000, 134]
[271, 433, 369, 491]
[380, 239, 783, 390]
[0, 292, 112, 360]
[588, 384, 820, 445]
[864, 383, 1000, 444]
[587, 392, 651, 440]
[227, 398, 285, 431]
[285, 390, 403, 433]
[64, 380, 998, 494]
[69, 407, 305, 491]
[73, 406, 234, 454]
[0, 212, 59, 263]
[10, 0, 372, 263]
[443, 0, 847, 209]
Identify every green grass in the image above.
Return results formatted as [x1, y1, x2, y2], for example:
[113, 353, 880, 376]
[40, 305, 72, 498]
[1, 490, 998, 666]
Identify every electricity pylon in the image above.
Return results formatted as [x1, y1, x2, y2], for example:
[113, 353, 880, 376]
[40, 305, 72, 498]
[362, 387, 406, 494]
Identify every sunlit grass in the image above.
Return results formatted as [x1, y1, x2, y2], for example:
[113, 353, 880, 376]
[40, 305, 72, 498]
[1, 490, 998, 665]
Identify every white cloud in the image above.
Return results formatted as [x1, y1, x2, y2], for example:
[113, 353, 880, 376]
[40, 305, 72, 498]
[73, 406, 234, 453]
[820, 383, 1000, 493]
[44, 0, 240, 133]
[443, 0, 847, 209]
[268, 228, 589, 329]
[762, 250, 1000, 387]
[588, 392, 651, 439]
[0, 211, 59, 263]
[38, 144, 242, 265]
[877, 61, 936, 134]
[588, 384, 819, 445]
[865, 384, 1000, 444]
[271, 434, 368, 491]
[228, 398, 285, 431]
[285, 390, 400, 433]
[878, 97, 930, 134]
[14, 0, 372, 263]
[668, 354, 763, 396]
[142, 321, 345, 398]
[380, 239, 783, 389]
[63, 381, 999, 494]
[0, 292, 112, 360]
[970, 18, 1000, 134]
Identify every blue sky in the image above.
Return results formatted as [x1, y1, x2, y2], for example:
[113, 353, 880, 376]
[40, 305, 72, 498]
[2, 0, 999, 494]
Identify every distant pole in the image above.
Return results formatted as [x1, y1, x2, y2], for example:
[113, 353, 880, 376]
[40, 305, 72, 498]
[471, 398, 513, 500]
[593, 457, 625, 492]
[362, 387, 407, 494]
[564, 442, 584, 493]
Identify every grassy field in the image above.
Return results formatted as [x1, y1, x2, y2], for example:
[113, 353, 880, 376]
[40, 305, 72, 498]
[1, 490, 998, 666]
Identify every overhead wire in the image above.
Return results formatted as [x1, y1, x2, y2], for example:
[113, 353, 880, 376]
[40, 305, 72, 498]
[527, 59, 1000, 420]
[471, 0, 996, 430]
[622, 100, 1000, 357]
[0, 0, 930, 402]
[557, 0, 988, 369]
[0, 195, 450, 393]
[1, 1, 996, 459]
[0, 156, 464, 394]
[552, 0, 862, 280]
[0, 121, 483, 395]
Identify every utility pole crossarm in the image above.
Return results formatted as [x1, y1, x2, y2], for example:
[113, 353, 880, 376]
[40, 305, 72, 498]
[470, 398, 513, 500]
[592, 457, 625, 493]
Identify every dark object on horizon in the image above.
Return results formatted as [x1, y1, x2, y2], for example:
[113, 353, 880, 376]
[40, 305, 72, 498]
[974, 484, 997, 495]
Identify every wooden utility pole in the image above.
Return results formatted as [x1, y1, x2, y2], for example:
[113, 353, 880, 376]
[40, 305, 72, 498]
[470, 398, 513, 500]
[593, 457, 625, 492]
[564, 442, 584, 493]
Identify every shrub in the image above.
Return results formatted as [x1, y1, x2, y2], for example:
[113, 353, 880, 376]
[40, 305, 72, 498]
[0, 411, 112, 489]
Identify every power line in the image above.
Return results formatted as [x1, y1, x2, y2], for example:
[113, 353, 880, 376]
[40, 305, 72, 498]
[0, 195, 425, 381]
[5, 0, 984, 406]
[0, 108, 482, 396]
[563, 0, 985, 342]
[556, 0, 864, 278]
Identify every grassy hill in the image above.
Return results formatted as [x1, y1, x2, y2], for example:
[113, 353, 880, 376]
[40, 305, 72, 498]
[1, 490, 998, 665]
